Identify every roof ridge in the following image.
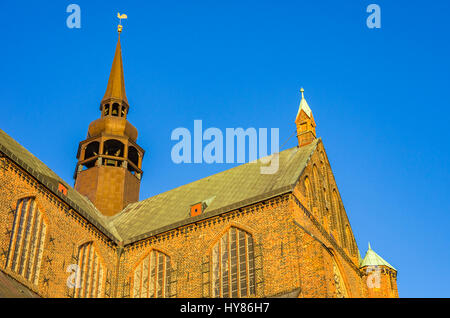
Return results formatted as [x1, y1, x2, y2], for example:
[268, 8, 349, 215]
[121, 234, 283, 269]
[120, 145, 301, 212]
[111, 140, 320, 242]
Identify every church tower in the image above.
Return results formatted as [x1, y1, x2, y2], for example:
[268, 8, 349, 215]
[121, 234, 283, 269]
[74, 25, 144, 217]
[295, 88, 317, 147]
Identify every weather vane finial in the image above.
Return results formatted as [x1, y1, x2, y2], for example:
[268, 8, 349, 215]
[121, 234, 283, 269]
[117, 12, 128, 33]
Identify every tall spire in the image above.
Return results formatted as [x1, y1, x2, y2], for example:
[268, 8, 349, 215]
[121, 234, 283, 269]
[75, 15, 145, 217]
[101, 34, 128, 106]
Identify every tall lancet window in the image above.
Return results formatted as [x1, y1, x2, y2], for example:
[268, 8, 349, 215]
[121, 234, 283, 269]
[211, 227, 255, 298]
[75, 242, 105, 298]
[304, 177, 314, 212]
[6, 197, 47, 285]
[132, 250, 172, 298]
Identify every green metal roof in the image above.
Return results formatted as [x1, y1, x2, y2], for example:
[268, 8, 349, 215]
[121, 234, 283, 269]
[111, 139, 320, 243]
[0, 128, 320, 245]
[360, 243, 396, 271]
[0, 129, 121, 242]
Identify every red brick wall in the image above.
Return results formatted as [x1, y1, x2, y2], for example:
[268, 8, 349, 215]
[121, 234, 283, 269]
[0, 156, 117, 298]
[362, 265, 398, 298]
[116, 191, 368, 298]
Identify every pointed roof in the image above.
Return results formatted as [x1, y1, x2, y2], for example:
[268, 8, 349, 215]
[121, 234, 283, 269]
[102, 35, 128, 105]
[360, 243, 396, 271]
[296, 88, 312, 120]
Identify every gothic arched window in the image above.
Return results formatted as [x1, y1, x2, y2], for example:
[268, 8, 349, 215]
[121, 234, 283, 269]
[312, 165, 321, 191]
[211, 227, 255, 298]
[323, 188, 330, 231]
[74, 242, 105, 298]
[6, 197, 47, 285]
[132, 250, 172, 298]
[332, 190, 346, 247]
[312, 165, 322, 214]
[304, 177, 314, 212]
[345, 225, 357, 256]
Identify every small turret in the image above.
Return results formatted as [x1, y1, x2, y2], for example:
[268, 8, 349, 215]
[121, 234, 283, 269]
[295, 88, 316, 147]
[360, 243, 398, 298]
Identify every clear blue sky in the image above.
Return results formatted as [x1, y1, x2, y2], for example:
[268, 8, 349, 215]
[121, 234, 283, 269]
[1, 1, 449, 297]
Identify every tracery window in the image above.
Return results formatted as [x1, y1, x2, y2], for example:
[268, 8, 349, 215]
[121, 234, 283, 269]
[75, 242, 105, 298]
[345, 225, 357, 256]
[132, 250, 172, 298]
[211, 227, 255, 298]
[6, 197, 47, 285]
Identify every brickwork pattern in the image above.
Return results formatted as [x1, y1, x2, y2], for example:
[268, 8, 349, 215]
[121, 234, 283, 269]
[0, 156, 117, 297]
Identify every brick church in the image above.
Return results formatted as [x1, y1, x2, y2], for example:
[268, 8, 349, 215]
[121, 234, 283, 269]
[0, 26, 398, 298]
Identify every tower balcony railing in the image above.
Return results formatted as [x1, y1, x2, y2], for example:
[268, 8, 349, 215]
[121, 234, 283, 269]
[76, 154, 143, 176]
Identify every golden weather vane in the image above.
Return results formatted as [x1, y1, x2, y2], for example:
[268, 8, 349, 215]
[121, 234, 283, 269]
[117, 12, 128, 33]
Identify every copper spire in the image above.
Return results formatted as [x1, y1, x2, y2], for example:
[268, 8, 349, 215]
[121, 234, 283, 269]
[102, 34, 128, 106]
